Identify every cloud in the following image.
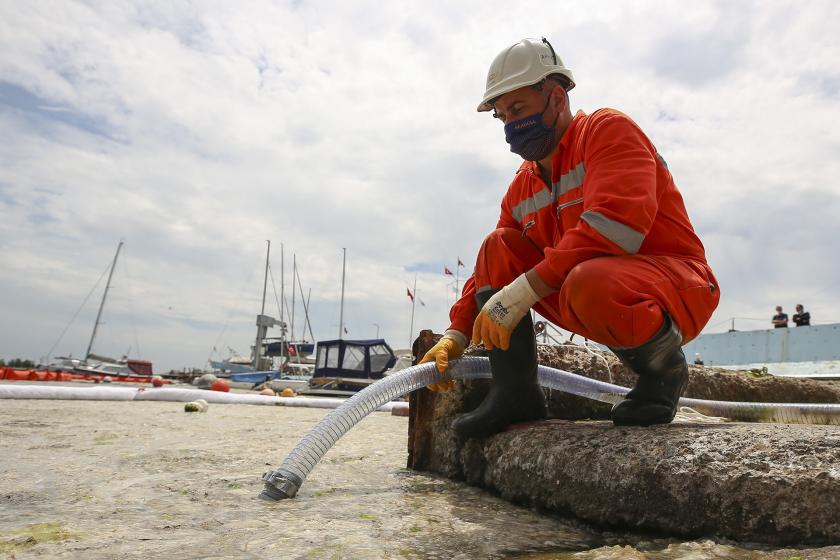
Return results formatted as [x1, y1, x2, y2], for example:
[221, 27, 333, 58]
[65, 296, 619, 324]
[645, 1, 754, 86]
[0, 81, 117, 139]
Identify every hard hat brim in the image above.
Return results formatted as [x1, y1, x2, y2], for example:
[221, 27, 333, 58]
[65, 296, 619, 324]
[477, 72, 575, 112]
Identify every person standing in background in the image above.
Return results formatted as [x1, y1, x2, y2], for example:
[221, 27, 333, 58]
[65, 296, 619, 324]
[772, 306, 788, 328]
[792, 304, 810, 327]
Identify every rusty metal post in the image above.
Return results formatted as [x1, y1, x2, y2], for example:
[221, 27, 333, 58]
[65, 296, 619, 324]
[407, 331, 440, 470]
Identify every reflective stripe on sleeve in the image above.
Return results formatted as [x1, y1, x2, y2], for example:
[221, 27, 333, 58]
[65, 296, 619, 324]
[580, 211, 645, 253]
[552, 161, 586, 196]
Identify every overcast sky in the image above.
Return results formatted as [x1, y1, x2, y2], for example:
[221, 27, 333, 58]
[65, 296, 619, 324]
[2, 1, 839, 372]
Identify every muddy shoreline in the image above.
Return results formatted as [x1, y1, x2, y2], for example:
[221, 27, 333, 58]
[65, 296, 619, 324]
[3, 386, 840, 559]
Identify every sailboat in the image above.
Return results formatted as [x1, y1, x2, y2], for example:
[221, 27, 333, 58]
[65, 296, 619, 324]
[214, 241, 315, 391]
[49, 241, 154, 378]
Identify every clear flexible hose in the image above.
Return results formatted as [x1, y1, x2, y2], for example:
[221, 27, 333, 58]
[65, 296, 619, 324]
[259, 357, 840, 500]
[260, 358, 489, 500]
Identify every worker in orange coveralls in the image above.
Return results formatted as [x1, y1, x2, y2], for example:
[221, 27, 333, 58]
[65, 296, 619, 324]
[420, 38, 719, 438]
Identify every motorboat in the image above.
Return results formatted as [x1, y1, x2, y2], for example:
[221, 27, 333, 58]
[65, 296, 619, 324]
[301, 338, 397, 397]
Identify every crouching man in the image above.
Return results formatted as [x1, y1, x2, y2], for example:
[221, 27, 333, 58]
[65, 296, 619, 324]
[421, 38, 719, 437]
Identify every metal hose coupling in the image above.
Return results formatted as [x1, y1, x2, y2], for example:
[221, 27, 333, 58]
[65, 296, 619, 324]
[260, 468, 303, 500]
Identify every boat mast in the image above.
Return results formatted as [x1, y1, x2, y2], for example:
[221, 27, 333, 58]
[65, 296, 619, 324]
[455, 256, 460, 299]
[280, 243, 285, 329]
[339, 247, 346, 340]
[304, 288, 314, 342]
[295, 267, 315, 342]
[291, 254, 297, 341]
[85, 240, 123, 361]
[408, 273, 417, 347]
[280, 243, 286, 363]
[253, 240, 271, 370]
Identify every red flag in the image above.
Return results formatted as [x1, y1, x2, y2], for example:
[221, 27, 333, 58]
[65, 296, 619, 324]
[457, 258, 465, 267]
[444, 267, 454, 276]
[406, 287, 414, 302]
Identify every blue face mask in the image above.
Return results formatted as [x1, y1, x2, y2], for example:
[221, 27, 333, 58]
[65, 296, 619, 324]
[503, 96, 558, 161]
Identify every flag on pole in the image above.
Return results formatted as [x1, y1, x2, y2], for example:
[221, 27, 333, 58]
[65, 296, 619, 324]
[457, 258, 465, 267]
[406, 287, 414, 302]
[444, 267, 454, 276]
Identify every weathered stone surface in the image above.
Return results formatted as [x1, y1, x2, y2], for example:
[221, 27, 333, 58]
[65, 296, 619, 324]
[408, 340, 840, 544]
[457, 421, 840, 544]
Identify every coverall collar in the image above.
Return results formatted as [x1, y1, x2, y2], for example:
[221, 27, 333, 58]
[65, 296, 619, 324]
[550, 110, 586, 182]
[519, 110, 586, 179]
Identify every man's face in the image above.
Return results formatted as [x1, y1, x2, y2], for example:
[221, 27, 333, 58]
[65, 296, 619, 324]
[776, 306, 782, 313]
[796, 305, 803, 312]
[492, 85, 551, 125]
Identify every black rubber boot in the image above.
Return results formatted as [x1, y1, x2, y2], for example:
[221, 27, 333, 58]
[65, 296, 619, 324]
[452, 289, 547, 439]
[610, 315, 688, 427]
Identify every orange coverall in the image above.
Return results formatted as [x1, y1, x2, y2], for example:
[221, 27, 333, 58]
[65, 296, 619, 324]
[449, 109, 719, 348]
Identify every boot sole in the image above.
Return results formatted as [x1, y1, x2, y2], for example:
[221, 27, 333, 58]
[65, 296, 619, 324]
[611, 401, 678, 427]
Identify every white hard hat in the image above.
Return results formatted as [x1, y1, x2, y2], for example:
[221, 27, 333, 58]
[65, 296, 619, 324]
[477, 37, 575, 112]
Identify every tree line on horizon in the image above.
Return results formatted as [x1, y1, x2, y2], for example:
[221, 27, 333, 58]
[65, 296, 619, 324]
[0, 358, 36, 368]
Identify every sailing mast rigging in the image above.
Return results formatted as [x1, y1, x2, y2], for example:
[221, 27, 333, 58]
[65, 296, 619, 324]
[252, 242, 316, 371]
[252, 240, 271, 370]
[280, 243, 287, 364]
[291, 254, 297, 341]
[85, 240, 123, 361]
[408, 273, 418, 348]
[339, 248, 346, 339]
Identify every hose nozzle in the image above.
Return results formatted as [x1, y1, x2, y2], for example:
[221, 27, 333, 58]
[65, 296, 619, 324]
[259, 468, 302, 500]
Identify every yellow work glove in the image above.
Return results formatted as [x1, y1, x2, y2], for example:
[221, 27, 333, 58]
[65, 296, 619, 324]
[472, 274, 540, 351]
[419, 330, 467, 392]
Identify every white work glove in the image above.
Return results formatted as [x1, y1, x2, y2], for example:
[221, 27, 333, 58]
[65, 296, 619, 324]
[472, 274, 540, 351]
[419, 330, 468, 392]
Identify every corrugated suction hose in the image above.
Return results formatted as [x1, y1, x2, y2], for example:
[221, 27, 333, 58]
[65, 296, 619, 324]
[259, 357, 840, 500]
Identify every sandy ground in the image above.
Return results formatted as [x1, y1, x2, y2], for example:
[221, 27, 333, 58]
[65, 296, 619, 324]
[3, 387, 840, 559]
[1, 396, 414, 558]
[2, 393, 603, 559]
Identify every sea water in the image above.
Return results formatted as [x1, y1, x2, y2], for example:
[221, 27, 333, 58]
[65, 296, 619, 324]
[0, 391, 837, 559]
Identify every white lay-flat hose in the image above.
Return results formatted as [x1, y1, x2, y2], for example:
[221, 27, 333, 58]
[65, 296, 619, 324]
[0, 384, 407, 412]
